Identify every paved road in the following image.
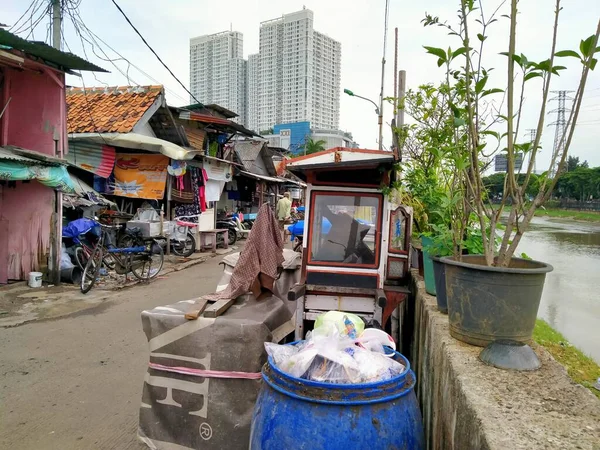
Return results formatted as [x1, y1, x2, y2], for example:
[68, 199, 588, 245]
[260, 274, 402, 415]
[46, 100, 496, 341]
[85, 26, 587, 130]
[0, 252, 227, 450]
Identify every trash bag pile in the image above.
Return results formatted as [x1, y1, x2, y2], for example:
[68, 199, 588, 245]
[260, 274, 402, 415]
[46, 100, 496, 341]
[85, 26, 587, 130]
[265, 311, 405, 384]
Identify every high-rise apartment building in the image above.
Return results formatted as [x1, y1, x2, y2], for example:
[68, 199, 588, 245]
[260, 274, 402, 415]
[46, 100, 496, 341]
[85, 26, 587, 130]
[189, 31, 247, 125]
[247, 8, 341, 132]
[189, 9, 341, 135]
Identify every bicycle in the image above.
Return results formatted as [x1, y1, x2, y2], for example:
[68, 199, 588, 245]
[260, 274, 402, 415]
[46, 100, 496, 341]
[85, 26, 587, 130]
[73, 230, 116, 272]
[80, 223, 164, 294]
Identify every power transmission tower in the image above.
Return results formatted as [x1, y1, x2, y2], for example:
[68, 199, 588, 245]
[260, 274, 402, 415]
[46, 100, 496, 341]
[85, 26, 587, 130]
[548, 90, 574, 177]
[525, 128, 537, 173]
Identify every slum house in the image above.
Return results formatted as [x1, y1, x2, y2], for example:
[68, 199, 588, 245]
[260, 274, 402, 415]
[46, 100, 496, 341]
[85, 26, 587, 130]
[65, 85, 256, 235]
[0, 29, 105, 284]
[167, 104, 256, 227]
[222, 140, 305, 216]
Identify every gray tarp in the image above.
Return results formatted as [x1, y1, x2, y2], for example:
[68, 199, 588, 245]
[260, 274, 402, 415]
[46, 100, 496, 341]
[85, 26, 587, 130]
[138, 251, 301, 450]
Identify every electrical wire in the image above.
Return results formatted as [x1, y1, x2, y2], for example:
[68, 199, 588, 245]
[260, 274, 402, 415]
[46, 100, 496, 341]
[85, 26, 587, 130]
[72, 19, 189, 104]
[110, 0, 202, 106]
[9, 0, 39, 32]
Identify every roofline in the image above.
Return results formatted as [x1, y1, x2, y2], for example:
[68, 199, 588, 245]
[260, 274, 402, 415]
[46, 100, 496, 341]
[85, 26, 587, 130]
[288, 147, 393, 164]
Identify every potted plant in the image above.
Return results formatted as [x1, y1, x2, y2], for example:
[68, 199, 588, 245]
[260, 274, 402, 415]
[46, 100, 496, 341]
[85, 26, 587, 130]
[418, 0, 599, 346]
[392, 84, 469, 295]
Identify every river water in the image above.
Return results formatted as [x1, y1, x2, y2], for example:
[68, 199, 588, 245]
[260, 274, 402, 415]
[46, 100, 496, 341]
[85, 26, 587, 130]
[516, 217, 600, 363]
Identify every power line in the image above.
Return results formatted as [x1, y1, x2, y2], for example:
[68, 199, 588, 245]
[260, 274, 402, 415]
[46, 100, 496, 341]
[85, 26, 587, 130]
[110, 0, 202, 106]
[66, 8, 188, 103]
[9, 0, 39, 32]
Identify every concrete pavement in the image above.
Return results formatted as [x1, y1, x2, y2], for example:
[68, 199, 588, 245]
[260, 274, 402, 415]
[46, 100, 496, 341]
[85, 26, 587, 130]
[0, 250, 230, 450]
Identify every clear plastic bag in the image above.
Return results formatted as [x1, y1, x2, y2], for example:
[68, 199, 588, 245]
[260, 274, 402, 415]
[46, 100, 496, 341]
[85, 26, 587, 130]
[265, 320, 405, 384]
[352, 348, 405, 383]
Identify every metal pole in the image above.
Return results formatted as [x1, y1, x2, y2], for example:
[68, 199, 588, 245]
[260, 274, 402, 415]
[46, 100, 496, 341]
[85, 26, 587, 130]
[378, 0, 390, 150]
[52, 0, 61, 50]
[393, 28, 398, 102]
[51, 0, 62, 284]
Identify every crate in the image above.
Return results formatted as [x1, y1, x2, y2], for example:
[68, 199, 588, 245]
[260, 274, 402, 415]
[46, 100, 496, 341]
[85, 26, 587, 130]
[126, 220, 164, 237]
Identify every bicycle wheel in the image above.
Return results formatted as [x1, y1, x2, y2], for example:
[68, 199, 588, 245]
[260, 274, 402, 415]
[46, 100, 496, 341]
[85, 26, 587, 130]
[81, 244, 102, 294]
[131, 240, 164, 281]
[74, 246, 88, 271]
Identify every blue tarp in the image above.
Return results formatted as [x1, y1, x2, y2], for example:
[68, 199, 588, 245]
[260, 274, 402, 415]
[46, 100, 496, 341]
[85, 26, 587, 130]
[287, 218, 332, 241]
[62, 218, 100, 242]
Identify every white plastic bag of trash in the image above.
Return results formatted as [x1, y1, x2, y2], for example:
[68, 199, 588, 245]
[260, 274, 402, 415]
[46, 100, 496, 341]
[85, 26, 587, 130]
[60, 243, 74, 270]
[264, 320, 405, 384]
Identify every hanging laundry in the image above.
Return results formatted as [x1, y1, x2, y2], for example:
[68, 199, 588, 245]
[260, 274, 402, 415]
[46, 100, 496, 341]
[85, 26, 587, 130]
[198, 168, 208, 212]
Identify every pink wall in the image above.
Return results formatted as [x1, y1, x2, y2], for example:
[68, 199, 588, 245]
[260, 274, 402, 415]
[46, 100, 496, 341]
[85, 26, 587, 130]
[0, 181, 54, 281]
[1, 67, 65, 156]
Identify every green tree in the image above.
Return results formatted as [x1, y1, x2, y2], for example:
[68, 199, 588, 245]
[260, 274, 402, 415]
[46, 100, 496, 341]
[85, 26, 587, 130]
[301, 138, 327, 155]
[567, 155, 589, 172]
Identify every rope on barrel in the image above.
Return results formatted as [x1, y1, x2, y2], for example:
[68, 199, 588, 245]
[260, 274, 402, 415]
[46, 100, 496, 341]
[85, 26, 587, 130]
[148, 362, 262, 380]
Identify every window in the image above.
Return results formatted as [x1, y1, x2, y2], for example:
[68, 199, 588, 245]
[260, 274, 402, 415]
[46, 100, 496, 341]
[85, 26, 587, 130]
[309, 193, 381, 267]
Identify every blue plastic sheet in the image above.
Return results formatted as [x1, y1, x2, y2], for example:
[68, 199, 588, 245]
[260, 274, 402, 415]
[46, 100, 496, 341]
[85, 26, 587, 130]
[62, 218, 100, 241]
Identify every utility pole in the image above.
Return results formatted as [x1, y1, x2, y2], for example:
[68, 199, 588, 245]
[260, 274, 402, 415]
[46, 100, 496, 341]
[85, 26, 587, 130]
[548, 90, 574, 177]
[52, 0, 61, 50]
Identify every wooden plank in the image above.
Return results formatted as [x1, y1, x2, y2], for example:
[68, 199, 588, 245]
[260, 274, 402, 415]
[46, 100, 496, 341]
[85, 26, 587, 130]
[204, 298, 236, 318]
[184, 298, 210, 320]
[287, 283, 306, 301]
[271, 313, 296, 343]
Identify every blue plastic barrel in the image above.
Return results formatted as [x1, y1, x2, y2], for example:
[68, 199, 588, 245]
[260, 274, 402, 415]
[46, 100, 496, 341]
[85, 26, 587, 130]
[250, 351, 424, 449]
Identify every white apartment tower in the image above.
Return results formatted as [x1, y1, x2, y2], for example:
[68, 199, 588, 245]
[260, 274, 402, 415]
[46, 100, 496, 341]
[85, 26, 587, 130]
[247, 9, 341, 132]
[189, 31, 247, 124]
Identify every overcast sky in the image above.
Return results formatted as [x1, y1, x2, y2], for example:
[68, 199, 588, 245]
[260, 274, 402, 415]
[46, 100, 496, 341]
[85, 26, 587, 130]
[5, 0, 600, 168]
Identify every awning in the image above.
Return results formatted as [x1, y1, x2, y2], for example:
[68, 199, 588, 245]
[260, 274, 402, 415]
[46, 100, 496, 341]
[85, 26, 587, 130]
[280, 178, 307, 188]
[69, 133, 203, 162]
[238, 170, 283, 183]
[67, 140, 116, 177]
[0, 146, 75, 193]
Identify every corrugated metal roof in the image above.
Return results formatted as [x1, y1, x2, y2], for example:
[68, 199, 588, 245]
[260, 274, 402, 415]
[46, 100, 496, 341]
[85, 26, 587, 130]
[179, 111, 231, 125]
[67, 140, 116, 178]
[239, 170, 283, 183]
[0, 146, 61, 166]
[0, 29, 106, 72]
[234, 140, 265, 172]
[181, 123, 206, 150]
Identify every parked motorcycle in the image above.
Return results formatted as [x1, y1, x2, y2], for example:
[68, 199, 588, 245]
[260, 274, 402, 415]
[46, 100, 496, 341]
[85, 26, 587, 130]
[215, 216, 238, 246]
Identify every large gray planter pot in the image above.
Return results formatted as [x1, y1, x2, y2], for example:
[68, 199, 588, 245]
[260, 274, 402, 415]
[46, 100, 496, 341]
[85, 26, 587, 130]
[440, 255, 553, 347]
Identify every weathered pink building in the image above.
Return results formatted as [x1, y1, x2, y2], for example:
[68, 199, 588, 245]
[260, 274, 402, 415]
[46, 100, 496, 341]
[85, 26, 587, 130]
[0, 29, 104, 284]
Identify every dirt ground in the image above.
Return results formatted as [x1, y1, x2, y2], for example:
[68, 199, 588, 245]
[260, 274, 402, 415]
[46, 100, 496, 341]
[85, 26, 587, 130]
[0, 252, 228, 450]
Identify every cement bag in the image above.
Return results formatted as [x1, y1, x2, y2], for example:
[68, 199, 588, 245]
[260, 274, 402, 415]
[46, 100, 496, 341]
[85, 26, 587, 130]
[138, 293, 294, 450]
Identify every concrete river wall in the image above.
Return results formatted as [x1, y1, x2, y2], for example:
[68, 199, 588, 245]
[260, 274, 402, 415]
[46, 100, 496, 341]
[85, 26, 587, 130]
[408, 271, 600, 450]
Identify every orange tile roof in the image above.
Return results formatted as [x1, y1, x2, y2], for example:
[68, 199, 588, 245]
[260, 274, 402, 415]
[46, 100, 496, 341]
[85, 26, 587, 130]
[66, 85, 164, 134]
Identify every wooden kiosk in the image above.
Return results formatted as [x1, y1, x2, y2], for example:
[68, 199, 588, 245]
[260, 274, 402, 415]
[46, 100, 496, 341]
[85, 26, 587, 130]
[286, 148, 413, 344]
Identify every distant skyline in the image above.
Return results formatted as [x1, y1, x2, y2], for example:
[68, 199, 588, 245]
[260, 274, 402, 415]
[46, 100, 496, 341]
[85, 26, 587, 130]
[189, 9, 341, 135]
[4, 0, 600, 167]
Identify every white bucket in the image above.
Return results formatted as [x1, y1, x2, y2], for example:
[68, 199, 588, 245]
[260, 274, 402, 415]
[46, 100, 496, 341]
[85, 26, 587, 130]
[28, 272, 43, 288]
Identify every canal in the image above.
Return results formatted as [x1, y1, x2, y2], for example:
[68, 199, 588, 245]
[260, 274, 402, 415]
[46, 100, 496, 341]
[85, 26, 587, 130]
[517, 216, 600, 363]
